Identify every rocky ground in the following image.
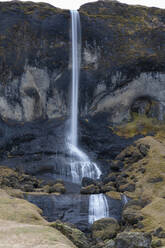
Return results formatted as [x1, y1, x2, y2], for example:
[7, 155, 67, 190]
[0, 115, 165, 248]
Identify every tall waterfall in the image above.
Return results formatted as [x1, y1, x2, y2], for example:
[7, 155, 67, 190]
[70, 10, 109, 224]
[69, 10, 101, 184]
[88, 194, 109, 224]
[70, 10, 80, 147]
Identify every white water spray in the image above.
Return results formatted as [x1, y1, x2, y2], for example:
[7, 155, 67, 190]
[88, 194, 109, 224]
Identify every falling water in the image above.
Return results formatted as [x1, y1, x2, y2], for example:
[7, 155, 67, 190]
[69, 10, 101, 184]
[70, 10, 109, 223]
[88, 194, 109, 224]
[121, 194, 129, 206]
[70, 10, 80, 147]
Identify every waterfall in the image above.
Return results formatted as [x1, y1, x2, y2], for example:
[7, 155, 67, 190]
[121, 194, 129, 206]
[70, 10, 80, 147]
[70, 10, 109, 224]
[69, 10, 101, 184]
[88, 194, 109, 224]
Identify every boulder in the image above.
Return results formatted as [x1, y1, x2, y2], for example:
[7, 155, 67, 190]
[115, 232, 152, 248]
[104, 239, 115, 248]
[50, 220, 89, 248]
[110, 160, 123, 171]
[92, 217, 120, 240]
[82, 177, 97, 187]
[122, 205, 143, 225]
[43, 183, 66, 194]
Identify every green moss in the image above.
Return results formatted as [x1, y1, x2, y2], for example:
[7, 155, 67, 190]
[114, 114, 165, 138]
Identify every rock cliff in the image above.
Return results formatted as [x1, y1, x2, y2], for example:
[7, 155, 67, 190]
[0, 1, 165, 123]
[0, 1, 165, 247]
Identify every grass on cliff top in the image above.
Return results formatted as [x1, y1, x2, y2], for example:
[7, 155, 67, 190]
[114, 114, 165, 138]
[0, 1, 67, 18]
[80, 2, 164, 31]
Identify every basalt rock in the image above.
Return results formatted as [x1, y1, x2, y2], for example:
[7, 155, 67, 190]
[0, 1, 164, 125]
[80, 1, 165, 124]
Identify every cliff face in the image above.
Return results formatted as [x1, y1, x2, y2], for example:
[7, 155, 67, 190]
[0, 1, 70, 121]
[0, 0, 164, 179]
[80, 1, 165, 123]
[0, 1, 165, 124]
[1, 1, 165, 241]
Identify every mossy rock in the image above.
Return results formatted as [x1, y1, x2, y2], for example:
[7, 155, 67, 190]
[43, 183, 66, 194]
[81, 184, 100, 194]
[92, 217, 120, 240]
[0, 166, 40, 192]
[115, 232, 152, 248]
[122, 205, 144, 225]
[106, 191, 121, 200]
[50, 220, 89, 248]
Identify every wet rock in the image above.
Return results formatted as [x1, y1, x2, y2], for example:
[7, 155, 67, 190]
[92, 217, 120, 240]
[26, 193, 90, 232]
[82, 177, 97, 187]
[115, 232, 152, 248]
[50, 220, 89, 248]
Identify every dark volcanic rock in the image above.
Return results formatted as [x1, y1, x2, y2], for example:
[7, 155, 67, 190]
[0, 1, 164, 125]
[26, 193, 123, 231]
[82, 177, 97, 187]
[115, 232, 152, 248]
[80, 1, 165, 123]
